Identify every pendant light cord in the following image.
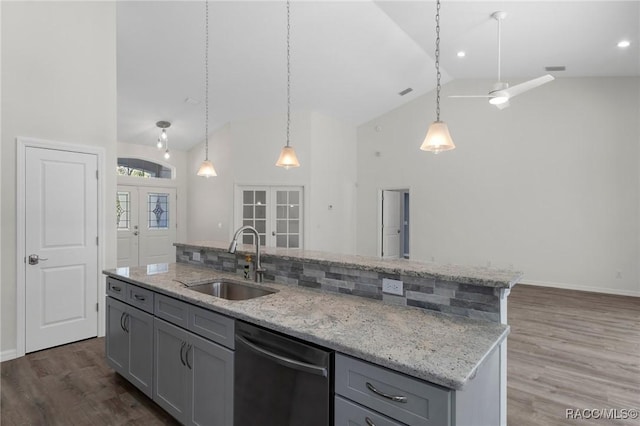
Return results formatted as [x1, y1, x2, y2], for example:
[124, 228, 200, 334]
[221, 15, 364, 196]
[434, 0, 441, 122]
[286, 0, 291, 148]
[204, 0, 210, 161]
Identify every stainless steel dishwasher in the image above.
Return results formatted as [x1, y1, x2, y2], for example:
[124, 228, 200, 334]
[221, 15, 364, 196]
[234, 321, 333, 426]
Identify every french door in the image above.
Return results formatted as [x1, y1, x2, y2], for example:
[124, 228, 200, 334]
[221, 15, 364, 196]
[235, 186, 303, 249]
[117, 185, 177, 267]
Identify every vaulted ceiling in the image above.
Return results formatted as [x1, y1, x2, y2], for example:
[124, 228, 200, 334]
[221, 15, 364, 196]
[117, 1, 640, 151]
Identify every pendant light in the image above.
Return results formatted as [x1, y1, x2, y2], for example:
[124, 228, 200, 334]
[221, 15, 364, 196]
[275, 0, 300, 169]
[156, 121, 170, 150]
[420, 0, 455, 154]
[197, 0, 217, 178]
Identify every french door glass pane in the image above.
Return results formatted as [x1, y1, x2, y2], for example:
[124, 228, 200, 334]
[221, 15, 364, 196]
[241, 190, 267, 246]
[148, 193, 169, 229]
[274, 190, 301, 248]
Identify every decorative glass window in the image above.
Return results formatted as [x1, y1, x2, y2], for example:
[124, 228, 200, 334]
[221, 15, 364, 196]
[275, 190, 301, 248]
[116, 192, 130, 229]
[241, 190, 267, 246]
[117, 158, 172, 179]
[148, 193, 169, 229]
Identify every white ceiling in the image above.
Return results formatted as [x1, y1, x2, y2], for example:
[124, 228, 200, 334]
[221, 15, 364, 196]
[117, 1, 640, 151]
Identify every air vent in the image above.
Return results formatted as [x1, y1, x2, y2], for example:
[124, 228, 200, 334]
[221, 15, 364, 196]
[545, 66, 566, 72]
[398, 88, 413, 96]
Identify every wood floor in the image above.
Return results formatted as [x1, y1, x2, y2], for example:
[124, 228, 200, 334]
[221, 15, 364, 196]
[507, 285, 640, 426]
[0, 338, 176, 426]
[1, 285, 638, 425]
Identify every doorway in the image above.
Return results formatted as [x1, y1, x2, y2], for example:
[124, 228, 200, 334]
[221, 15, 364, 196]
[17, 139, 104, 355]
[117, 185, 177, 267]
[380, 189, 410, 259]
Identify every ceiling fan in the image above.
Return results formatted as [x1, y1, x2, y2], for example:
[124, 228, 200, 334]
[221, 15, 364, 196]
[450, 11, 554, 110]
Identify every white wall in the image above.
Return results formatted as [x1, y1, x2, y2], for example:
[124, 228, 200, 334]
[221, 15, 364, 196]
[309, 111, 357, 254]
[187, 111, 357, 254]
[357, 77, 640, 296]
[1, 2, 117, 355]
[117, 142, 189, 243]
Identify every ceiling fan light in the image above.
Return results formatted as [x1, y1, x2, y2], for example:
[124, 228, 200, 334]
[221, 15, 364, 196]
[197, 159, 217, 177]
[489, 94, 509, 105]
[420, 121, 455, 154]
[275, 145, 300, 169]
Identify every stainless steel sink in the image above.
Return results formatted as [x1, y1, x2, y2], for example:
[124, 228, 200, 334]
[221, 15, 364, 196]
[187, 280, 276, 301]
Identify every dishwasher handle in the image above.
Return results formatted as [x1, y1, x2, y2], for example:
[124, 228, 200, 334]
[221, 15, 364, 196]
[236, 334, 328, 378]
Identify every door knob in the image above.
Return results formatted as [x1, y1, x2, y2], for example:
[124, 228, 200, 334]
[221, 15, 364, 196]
[28, 254, 48, 265]
[133, 231, 139, 236]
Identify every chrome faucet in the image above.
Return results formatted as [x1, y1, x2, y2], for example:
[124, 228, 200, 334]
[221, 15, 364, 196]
[229, 225, 266, 283]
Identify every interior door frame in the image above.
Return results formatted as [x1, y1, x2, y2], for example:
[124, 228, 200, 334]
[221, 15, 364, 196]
[377, 187, 411, 259]
[16, 137, 106, 358]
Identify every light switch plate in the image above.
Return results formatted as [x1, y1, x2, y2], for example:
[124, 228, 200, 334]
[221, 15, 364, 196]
[382, 278, 403, 296]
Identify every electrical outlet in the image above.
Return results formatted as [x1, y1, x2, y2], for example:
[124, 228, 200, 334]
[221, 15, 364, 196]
[192, 252, 201, 261]
[382, 278, 403, 296]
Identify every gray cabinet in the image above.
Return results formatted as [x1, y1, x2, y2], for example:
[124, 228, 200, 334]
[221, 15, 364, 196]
[335, 396, 404, 426]
[105, 296, 154, 397]
[154, 317, 234, 426]
[335, 353, 451, 426]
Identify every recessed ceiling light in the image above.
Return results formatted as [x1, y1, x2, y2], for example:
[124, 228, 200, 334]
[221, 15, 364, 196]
[457, 51, 466, 58]
[617, 40, 631, 48]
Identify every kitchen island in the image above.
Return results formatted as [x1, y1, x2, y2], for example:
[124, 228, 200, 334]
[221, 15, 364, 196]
[104, 253, 515, 425]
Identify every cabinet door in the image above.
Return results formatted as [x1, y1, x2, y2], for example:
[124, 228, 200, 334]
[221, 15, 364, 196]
[127, 306, 154, 398]
[154, 318, 189, 422]
[105, 297, 128, 374]
[187, 333, 234, 426]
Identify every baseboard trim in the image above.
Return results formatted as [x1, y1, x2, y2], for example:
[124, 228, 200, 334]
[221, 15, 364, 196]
[520, 280, 640, 297]
[1, 349, 18, 362]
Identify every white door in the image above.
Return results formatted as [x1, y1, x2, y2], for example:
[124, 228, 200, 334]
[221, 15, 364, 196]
[25, 147, 98, 353]
[382, 190, 401, 258]
[117, 185, 176, 267]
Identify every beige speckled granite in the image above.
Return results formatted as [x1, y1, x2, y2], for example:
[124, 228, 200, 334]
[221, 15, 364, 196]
[176, 241, 522, 288]
[104, 263, 508, 390]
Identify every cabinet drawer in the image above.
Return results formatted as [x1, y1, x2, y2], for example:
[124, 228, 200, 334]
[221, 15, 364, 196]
[335, 354, 451, 426]
[188, 305, 235, 350]
[155, 294, 189, 329]
[106, 277, 127, 302]
[335, 396, 404, 426]
[127, 285, 154, 314]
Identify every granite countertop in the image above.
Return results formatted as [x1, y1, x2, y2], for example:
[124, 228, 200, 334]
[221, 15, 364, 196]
[176, 241, 522, 289]
[104, 262, 509, 390]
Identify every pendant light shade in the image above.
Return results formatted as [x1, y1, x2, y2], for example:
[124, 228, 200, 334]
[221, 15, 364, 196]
[421, 0, 455, 154]
[197, 159, 217, 177]
[275, 145, 300, 169]
[420, 121, 455, 154]
[198, 0, 217, 178]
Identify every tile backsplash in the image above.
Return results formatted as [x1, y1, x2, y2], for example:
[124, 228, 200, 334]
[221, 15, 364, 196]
[177, 247, 501, 323]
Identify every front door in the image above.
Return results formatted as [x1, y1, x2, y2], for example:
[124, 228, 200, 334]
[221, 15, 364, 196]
[117, 185, 176, 267]
[25, 147, 98, 353]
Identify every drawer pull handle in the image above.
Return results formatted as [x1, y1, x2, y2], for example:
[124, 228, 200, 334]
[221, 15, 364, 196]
[366, 382, 408, 403]
[134, 294, 146, 301]
[365, 417, 376, 426]
[112, 286, 121, 292]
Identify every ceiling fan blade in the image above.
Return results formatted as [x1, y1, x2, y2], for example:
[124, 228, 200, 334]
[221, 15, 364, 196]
[449, 95, 493, 98]
[503, 74, 554, 98]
